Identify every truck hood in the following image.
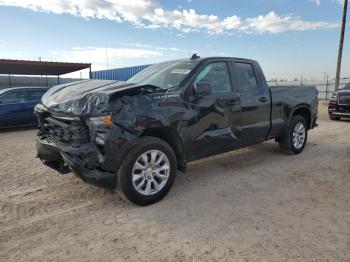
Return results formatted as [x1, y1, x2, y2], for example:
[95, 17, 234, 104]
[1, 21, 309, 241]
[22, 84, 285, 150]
[337, 89, 350, 95]
[41, 80, 157, 116]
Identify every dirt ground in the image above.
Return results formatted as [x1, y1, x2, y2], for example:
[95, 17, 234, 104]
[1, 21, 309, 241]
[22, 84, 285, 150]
[0, 104, 349, 262]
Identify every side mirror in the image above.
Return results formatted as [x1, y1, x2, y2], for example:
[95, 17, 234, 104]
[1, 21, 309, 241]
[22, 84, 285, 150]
[193, 83, 211, 96]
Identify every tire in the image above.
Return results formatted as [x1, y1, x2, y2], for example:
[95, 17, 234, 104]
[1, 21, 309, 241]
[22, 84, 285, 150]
[116, 136, 177, 206]
[329, 115, 340, 121]
[279, 115, 308, 155]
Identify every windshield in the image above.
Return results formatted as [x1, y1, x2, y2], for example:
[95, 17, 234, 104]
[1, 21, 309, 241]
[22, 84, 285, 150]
[0, 89, 9, 97]
[127, 60, 199, 89]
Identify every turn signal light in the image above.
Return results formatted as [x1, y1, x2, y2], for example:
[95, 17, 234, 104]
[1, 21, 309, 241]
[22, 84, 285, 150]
[103, 116, 113, 126]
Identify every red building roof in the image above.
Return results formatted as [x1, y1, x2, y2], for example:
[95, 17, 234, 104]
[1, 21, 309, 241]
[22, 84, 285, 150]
[0, 59, 91, 76]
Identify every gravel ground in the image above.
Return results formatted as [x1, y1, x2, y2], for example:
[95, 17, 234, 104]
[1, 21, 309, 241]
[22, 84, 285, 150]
[0, 104, 349, 262]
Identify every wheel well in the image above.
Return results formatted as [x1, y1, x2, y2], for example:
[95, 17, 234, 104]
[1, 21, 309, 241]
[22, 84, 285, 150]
[141, 127, 186, 172]
[293, 107, 311, 129]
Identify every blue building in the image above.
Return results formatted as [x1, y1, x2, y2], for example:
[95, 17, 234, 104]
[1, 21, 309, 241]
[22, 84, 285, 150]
[91, 65, 151, 81]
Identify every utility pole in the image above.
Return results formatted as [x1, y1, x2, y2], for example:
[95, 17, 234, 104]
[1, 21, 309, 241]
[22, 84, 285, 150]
[335, 0, 348, 91]
[326, 74, 329, 100]
[105, 47, 109, 70]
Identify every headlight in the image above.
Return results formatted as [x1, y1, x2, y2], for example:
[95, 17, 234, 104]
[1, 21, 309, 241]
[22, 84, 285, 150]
[329, 93, 337, 102]
[87, 115, 113, 145]
[88, 114, 113, 127]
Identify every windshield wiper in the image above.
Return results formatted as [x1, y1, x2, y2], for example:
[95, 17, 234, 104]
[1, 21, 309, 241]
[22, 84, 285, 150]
[139, 84, 165, 92]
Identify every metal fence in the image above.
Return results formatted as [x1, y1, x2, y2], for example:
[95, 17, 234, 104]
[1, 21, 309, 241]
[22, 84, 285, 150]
[92, 64, 349, 101]
[2, 73, 345, 102]
[267, 79, 349, 100]
[91, 65, 151, 81]
[0, 75, 81, 90]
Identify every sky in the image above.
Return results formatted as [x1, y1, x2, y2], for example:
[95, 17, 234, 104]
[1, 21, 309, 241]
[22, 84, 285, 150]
[0, 0, 348, 80]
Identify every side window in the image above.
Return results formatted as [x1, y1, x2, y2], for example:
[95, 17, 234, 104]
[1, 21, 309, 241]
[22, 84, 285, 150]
[0, 90, 27, 105]
[235, 63, 259, 92]
[28, 89, 46, 101]
[194, 62, 232, 94]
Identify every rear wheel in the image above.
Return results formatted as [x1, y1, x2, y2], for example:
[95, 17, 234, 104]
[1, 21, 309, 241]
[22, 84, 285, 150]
[116, 137, 177, 206]
[279, 115, 308, 155]
[329, 115, 340, 121]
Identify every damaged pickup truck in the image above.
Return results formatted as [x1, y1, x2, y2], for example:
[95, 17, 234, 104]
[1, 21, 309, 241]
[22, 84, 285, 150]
[36, 56, 318, 205]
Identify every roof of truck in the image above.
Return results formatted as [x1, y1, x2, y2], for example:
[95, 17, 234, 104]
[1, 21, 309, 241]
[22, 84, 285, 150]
[165, 56, 256, 64]
[199, 56, 256, 62]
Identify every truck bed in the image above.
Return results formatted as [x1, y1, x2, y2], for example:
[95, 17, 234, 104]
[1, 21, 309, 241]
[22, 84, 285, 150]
[268, 85, 318, 139]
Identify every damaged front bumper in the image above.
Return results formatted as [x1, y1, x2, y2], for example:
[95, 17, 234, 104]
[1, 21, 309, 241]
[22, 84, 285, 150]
[36, 137, 117, 190]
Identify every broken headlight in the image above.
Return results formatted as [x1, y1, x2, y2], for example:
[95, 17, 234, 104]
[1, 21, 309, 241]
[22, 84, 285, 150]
[87, 115, 114, 145]
[88, 115, 113, 127]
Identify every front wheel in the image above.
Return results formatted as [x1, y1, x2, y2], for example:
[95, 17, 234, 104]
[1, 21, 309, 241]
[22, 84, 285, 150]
[279, 115, 308, 155]
[116, 137, 177, 206]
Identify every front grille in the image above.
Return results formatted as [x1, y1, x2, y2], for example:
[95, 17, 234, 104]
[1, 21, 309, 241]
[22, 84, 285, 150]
[38, 113, 89, 146]
[338, 93, 350, 105]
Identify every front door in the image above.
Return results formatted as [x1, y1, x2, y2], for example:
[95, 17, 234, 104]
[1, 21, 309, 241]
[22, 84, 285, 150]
[183, 61, 242, 160]
[0, 89, 29, 127]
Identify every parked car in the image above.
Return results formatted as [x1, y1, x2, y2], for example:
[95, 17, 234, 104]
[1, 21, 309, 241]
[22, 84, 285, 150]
[328, 82, 350, 120]
[35, 57, 318, 206]
[0, 87, 49, 128]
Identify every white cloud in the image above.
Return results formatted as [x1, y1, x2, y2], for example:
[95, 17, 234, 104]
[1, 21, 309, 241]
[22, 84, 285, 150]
[0, 40, 7, 47]
[310, 0, 343, 5]
[310, 0, 321, 5]
[120, 42, 185, 52]
[0, 0, 340, 34]
[50, 46, 162, 70]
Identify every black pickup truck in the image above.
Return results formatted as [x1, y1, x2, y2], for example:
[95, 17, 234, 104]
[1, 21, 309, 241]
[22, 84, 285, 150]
[35, 56, 318, 205]
[328, 82, 350, 120]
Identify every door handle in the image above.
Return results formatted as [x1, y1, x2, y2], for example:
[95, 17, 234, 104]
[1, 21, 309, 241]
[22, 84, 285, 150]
[259, 97, 268, 103]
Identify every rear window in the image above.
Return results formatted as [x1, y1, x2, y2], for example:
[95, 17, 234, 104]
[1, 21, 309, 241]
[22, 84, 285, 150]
[28, 89, 47, 101]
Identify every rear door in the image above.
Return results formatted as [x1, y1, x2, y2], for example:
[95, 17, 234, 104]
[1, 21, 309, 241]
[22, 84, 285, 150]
[26, 89, 48, 124]
[230, 61, 271, 145]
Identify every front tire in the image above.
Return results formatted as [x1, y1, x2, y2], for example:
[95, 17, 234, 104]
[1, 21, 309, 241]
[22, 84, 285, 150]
[279, 115, 308, 155]
[116, 137, 177, 206]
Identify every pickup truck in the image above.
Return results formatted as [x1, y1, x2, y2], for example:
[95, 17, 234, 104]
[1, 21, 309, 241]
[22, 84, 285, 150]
[328, 82, 350, 120]
[35, 56, 318, 206]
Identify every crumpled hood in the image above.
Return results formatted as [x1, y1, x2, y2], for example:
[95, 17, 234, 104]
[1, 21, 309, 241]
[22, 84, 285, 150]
[41, 80, 147, 116]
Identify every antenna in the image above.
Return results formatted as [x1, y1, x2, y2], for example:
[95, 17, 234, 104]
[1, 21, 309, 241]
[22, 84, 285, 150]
[191, 53, 200, 60]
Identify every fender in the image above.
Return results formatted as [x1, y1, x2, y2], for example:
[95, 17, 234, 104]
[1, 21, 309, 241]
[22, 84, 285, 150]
[140, 126, 187, 172]
[288, 104, 312, 128]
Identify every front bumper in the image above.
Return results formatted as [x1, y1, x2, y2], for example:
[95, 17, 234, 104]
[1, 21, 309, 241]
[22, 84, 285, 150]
[328, 103, 350, 118]
[328, 111, 350, 118]
[36, 137, 116, 190]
